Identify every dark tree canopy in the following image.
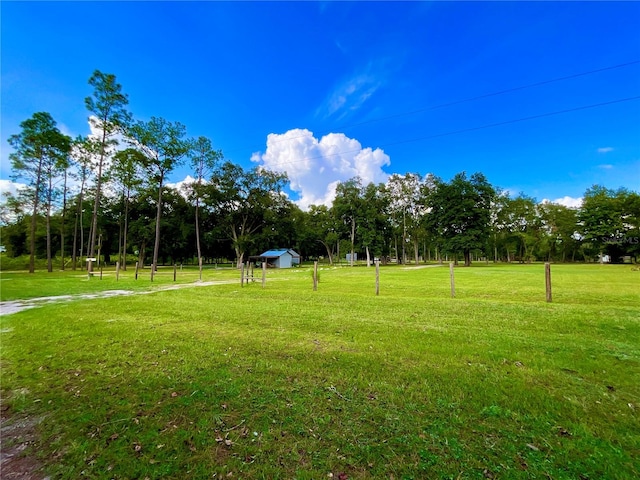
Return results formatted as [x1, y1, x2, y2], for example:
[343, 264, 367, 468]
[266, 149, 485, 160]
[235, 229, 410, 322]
[8, 112, 71, 272]
[427, 172, 495, 266]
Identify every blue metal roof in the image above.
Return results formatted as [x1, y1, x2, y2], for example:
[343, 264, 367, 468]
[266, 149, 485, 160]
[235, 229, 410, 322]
[260, 249, 300, 258]
[261, 249, 288, 257]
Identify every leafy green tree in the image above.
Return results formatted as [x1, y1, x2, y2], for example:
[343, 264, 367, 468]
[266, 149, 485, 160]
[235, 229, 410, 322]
[252, 196, 298, 257]
[126, 186, 157, 268]
[42, 132, 71, 271]
[85, 70, 131, 272]
[488, 190, 510, 262]
[622, 190, 640, 261]
[155, 186, 195, 265]
[187, 136, 223, 276]
[306, 204, 340, 264]
[69, 136, 98, 269]
[110, 148, 145, 269]
[500, 194, 542, 263]
[58, 147, 72, 270]
[333, 177, 363, 266]
[538, 201, 580, 262]
[210, 162, 288, 267]
[0, 194, 29, 257]
[8, 112, 71, 273]
[387, 173, 432, 264]
[579, 185, 640, 262]
[359, 182, 391, 266]
[128, 117, 191, 280]
[426, 172, 495, 266]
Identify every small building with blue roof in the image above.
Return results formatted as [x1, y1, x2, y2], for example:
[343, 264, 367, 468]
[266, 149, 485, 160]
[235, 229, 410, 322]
[257, 249, 301, 268]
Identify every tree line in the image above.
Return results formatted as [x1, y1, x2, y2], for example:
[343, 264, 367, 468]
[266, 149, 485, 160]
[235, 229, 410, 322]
[3, 71, 639, 272]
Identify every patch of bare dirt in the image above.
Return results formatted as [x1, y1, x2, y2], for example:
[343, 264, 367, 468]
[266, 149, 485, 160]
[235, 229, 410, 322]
[0, 402, 49, 480]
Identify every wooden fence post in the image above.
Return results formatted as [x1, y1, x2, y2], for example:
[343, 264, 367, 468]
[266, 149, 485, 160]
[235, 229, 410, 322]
[241, 262, 245, 287]
[313, 261, 318, 291]
[135, 261, 139, 280]
[116, 261, 120, 281]
[173, 263, 177, 282]
[545, 262, 552, 303]
[262, 261, 266, 288]
[449, 262, 455, 298]
[375, 260, 380, 296]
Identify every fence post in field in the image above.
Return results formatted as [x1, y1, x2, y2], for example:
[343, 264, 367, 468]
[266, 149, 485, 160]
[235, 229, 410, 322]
[313, 261, 318, 291]
[135, 261, 139, 280]
[545, 262, 552, 303]
[449, 262, 455, 298]
[116, 261, 120, 281]
[173, 263, 177, 282]
[262, 261, 266, 288]
[241, 262, 245, 287]
[375, 260, 380, 296]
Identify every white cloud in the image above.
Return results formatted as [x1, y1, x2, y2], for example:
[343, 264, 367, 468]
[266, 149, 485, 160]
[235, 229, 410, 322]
[541, 196, 583, 208]
[317, 67, 384, 120]
[0, 179, 27, 199]
[251, 129, 390, 209]
[167, 175, 196, 194]
[88, 115, 127, 152]
[597, 147, 614, 154]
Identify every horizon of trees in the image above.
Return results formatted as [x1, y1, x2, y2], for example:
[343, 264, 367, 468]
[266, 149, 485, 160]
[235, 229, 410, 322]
[3, 71, 639, 271]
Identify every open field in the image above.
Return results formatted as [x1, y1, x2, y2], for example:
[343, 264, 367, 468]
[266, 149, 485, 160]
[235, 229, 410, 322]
[1, 264, 639, 479]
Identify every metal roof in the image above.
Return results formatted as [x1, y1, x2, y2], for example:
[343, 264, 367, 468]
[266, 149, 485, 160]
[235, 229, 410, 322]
[259, 249, 300, 258]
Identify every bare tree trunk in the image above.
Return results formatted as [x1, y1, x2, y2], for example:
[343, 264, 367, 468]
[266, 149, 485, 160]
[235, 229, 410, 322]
[86, 210, 93, 271]
[72, 210, 79, 270]
[151, 175, 165, 282]
[29, 209, 38, 273]
[350, 216, 355, 267]
[195, 196, 202, 271]
[402, 211, 406, 265]
[366, 245, 371, 267]
[97, 234, 102, 268]
[122, 188, 130, 271]
[60, 170, 67, 270]
[46, 174, 53, 273]
[80, 203, 85, 270]
[138, 241, 146, 268]
[28, 159, 44, 274]
[321, 241, 334, 265]
[394, 236, 399, 264]
[88, 128, 108, 274]
[117, 192, 124, 268]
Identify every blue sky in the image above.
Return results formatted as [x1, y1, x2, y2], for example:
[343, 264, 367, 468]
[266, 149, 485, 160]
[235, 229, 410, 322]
[2, 1, 639, 208]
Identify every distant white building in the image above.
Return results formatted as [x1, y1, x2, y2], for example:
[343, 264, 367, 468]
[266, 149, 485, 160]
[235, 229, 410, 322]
[257, 249, 301, 268]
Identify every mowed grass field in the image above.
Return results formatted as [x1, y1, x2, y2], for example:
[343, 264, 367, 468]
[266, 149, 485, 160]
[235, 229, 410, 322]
[1, 263, 638, 479]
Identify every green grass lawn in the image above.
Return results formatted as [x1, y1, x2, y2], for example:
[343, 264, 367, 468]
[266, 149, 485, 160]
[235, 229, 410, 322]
[1, 263, 639, 479]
